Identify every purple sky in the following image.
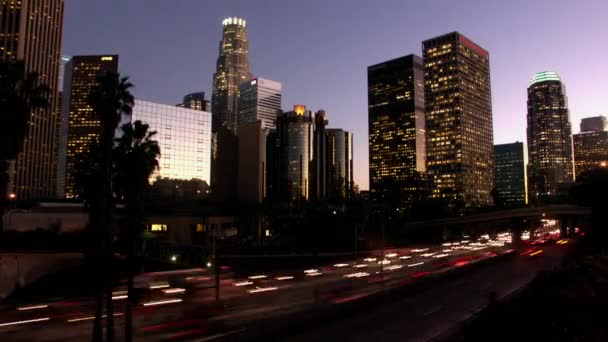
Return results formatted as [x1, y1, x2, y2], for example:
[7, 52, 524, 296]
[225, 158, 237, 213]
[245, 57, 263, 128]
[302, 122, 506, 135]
[63, 0, 608, 190]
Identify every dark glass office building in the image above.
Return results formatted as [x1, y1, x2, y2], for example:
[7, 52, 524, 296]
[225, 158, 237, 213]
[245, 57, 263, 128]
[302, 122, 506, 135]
[494, 142, 526, 207]
[423, 32, 494, 207]
[276, 105, 314, 201]
[367, 54, 426, 207]
[181, 92, 210, 112]
[527, 71, 574, 202]
[57, 55, 119, 198]
[327, 129, 354, 199]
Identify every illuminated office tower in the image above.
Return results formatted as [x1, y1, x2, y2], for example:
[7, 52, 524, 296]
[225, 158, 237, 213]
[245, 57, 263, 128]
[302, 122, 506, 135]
[211, 17, 251, 201]
[1, 0, 64, 199]
[326, 129, 354, 199]
[180, 92, 210, 112]
[423, 32, 494, 207]
[131, 100, 211, 184]
[212, 17, 252, 132]
[57, 55, 119, 198]
[367, 55, 426, 206]
[494, 142, 527, 207]
[573, 116, 608, 178]
[276, 105, 314, 201]
[526, 71, 574, 202]
[238, 78, 282, 130]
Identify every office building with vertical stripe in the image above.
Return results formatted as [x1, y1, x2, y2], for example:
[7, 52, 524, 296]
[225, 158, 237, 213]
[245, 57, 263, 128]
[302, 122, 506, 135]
[238, 78, 282, 130]
[367, 54, 426, 207]
[1, 0, 64, 199]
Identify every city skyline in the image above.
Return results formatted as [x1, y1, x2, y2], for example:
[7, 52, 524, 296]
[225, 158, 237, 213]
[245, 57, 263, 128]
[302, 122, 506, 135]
[61, 0, 608, 190]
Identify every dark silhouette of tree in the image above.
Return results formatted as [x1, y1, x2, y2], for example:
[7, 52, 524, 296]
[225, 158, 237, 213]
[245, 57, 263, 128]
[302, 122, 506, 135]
[0, 59, 49, 231]
[88, 72, 134, 342]
[113, 120, 160, 342]
[569, 168, 608, 251]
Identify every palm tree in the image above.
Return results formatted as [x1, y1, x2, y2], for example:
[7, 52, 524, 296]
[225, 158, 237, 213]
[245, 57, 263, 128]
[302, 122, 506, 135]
[0, 59, 49, 230]
[113, 120, 160, 342]
[88, 72, 134, 342]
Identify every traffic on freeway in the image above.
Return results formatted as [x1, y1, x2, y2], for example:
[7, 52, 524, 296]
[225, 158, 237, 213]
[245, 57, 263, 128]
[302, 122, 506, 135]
[0, 230, 570, 341]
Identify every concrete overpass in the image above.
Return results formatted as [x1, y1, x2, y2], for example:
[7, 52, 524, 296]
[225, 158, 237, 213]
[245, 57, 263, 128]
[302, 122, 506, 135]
[404, 205, 591, 238]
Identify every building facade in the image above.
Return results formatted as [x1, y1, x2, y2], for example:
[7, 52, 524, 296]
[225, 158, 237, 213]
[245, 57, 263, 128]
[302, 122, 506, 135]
[573, 131, 608, 178]
[237, 121, 267, 203]
[276, 105, 314, 201]
[131, 100, 212, 185]
[180, 92, 210, 112]
[211, 17, 252, 133]
[423, 32, 494, 207]
[57, 55, 119, 198]
[326, 129, 354, 199]
[237, 77, 282, 130]
[367, 54, 426, 206]
[1, 0, 64, 199]
[494, 142, 526, 207]
[526, 71, 574, 202]
[580, 116, 607, 133]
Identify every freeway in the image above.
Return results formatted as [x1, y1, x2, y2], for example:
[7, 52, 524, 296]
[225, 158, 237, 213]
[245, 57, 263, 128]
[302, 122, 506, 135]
[0, 232, 567, 341]
[286, 239, 571, 342]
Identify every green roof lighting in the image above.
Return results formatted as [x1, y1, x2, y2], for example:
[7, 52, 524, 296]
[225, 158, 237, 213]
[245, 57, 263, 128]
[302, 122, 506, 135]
[529, 71, 561, 86]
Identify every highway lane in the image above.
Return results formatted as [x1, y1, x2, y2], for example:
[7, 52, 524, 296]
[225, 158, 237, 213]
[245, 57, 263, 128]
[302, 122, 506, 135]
[0, 233, 527, 341]
[286, 241, 570, 342]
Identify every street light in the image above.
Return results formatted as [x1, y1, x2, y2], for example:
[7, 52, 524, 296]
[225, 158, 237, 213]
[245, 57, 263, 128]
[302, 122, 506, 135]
[8, 193, 16, 200]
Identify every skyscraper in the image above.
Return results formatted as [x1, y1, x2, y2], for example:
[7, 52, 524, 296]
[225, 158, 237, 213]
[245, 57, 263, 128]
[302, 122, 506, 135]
[494, 142, 527, 207]
[181, 92, 210, 112]
[276, 105, 314, 201]
[212, 17, 252, 133]
[573, 116, 608, 178]
[131, 100, 212, 184]
[57, 55, 119, 198]
[211, 17, 252, 201]
[327, 129, 354, 199]
[367, 54, 426, 206]
[238, 78, 282, 130]
[312, 110, 328, 200]
[526, 71, 574, 202]
[1, 0, 64, 199]
[237, 121, 267, 203]
[580, 116, 607, 133]
[423, 32, 494, 207]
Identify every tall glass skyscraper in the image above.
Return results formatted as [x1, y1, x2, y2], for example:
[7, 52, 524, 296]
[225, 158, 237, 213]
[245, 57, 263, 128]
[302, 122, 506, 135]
[238, 78, 282, 130]
[526, 71, 574, 202]
[494, 142, 527, 207]
[367, 55, 426, 206]
[131, 100, 212, 185]
[327, 129, 354, 199]
[57, 55, 119, 198]
[423, 32, 494, 207]
[1, 0, 64, 199]
[276, 105, 314, 201]
[212, 17, 252, 133]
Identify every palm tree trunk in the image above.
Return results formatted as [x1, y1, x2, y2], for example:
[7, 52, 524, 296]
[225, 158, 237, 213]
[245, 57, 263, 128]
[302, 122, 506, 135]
[0, 159, 9, 233]
[125, 224, 135, 342]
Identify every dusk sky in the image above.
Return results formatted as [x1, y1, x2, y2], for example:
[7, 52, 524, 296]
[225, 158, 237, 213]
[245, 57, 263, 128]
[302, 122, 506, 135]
[63, 0, 608, 190]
